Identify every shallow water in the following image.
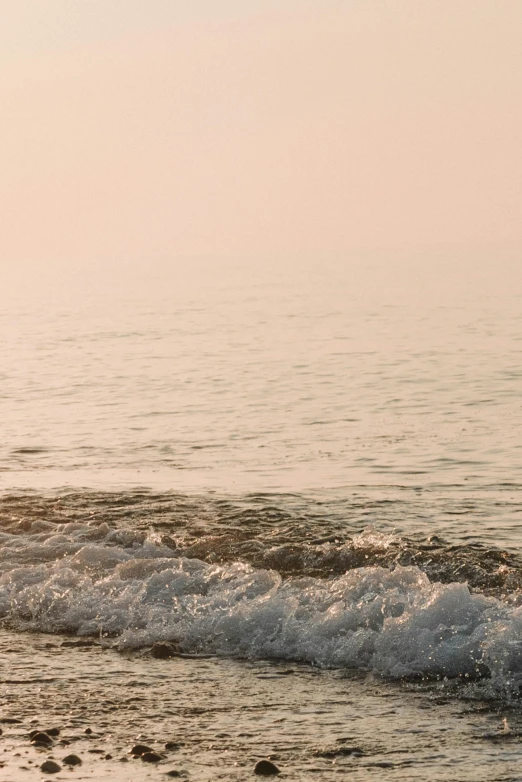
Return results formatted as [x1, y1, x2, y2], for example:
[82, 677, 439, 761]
[2, 630, 522, 782]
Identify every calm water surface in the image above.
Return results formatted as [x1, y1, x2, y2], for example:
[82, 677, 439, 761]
[2, 256, 522, 544]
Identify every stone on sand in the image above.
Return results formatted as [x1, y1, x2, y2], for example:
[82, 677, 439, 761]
[40, 760, 61, 774]
[141, 751, 163, 763]
[130, 744, 154, 756]
[44, 727, 60, 737]
[30, 731, 53, 746]
[254, 759, 281, 775]
[63, 754, 82, 766]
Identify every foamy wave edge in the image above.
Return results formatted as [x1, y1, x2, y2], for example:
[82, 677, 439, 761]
[1, 522, 522, 691]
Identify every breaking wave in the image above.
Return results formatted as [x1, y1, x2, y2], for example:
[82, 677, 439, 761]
[2, 492, 522, 700]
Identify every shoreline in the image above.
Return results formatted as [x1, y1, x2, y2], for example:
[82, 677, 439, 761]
[1, 629, 521, 781]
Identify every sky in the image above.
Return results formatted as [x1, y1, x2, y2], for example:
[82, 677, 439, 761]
[1, 1, 521, 266]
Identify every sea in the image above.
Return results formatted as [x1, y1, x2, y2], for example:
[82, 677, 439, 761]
[1, 254, 522, 780]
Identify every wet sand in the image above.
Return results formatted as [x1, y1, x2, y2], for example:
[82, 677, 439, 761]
[1, 630, 522, 781]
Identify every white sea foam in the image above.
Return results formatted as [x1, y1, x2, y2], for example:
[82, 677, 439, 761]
[0, 521, 521, 689]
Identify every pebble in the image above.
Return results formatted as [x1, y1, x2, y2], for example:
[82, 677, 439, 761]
[40, 760, 61, 774]
[165, 772, 182, 778]
[130, 744, 154, 756]
[29, 732, 54, 746]
[254, 760, 281, 776]
[62, 754, 82, 766]
[151, 641, 181, 659]
[164, 742, 181, 751]
[44, 727, 61, 737]
[142, 751, 163, 763]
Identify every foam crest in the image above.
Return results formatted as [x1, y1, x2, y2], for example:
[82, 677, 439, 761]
[2, 520, 522, 695]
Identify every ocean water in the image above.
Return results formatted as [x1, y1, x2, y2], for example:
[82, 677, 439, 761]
[1, 255, 522, 779]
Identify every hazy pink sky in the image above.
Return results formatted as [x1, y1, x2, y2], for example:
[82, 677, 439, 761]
[2, 1, 521, 265]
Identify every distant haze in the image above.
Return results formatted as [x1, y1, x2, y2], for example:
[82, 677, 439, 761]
[1, 1, 521, 266]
